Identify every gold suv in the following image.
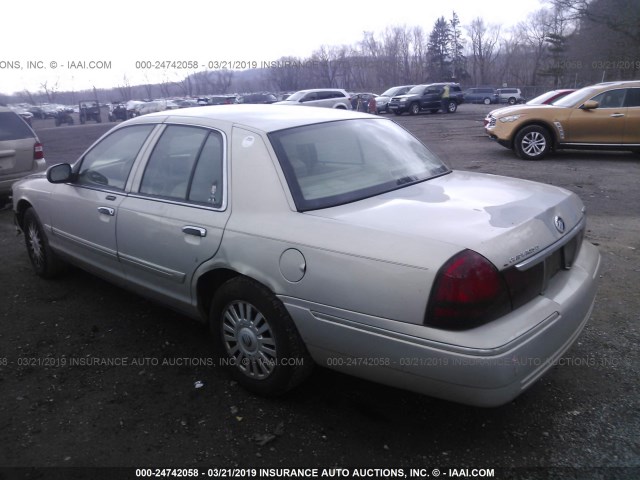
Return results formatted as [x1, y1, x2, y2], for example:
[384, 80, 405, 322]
[485, 80, 640, 160]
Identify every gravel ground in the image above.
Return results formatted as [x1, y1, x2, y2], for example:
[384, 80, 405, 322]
[0, 105, 638, 479]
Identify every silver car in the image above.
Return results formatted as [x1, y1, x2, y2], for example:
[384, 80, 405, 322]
[0, 106, 46, 205]
[12, 105, 600, 406]
[274, 89, 352, 109]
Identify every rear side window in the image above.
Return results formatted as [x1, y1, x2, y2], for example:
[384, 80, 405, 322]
[140, 125, 225, 207]
[625, 88, 640, 107]
[0, 112, 34, 141]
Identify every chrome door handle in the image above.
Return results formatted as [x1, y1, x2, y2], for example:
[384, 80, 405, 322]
[97, 206, 115, 216]
[182, 226, 207, 237]
[610, 113, 625, 117]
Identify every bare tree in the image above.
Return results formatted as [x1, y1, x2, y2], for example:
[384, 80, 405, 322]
[40, 80, 59, 103]
[267, 56, 304, 92]
[467, 18, 501, 85]
[117, 76, 133, 101]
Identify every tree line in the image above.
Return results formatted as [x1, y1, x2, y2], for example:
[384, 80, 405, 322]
[3, 0, 638, 105]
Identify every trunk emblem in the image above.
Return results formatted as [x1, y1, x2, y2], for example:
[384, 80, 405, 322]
[554, 216, 566, 233]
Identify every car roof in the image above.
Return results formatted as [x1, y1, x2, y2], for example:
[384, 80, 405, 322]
[592, 80, 640, 88]
[130, 104, 374, 132]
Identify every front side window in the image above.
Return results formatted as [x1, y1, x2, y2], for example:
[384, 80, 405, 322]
[139, 125, 224, 207]
[77, 125, 154, 190]
[269, 119, 450, 211]
[591, 89, 626, 108]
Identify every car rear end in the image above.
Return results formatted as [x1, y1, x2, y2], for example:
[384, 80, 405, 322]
[0, 107, 46, 204]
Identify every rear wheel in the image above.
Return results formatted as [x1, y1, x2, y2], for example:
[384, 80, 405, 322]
[514, 125, 551, 160]
[483, 97, 491, 105]
[446, 100, 458, 113]
[23, 208, 66, 278]
[210, 277, 313, 396]
[508, 97, 517, 105]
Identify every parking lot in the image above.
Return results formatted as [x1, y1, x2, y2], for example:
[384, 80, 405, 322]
[1, 104, 638, 476]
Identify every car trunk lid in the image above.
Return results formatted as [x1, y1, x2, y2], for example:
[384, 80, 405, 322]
[306, 170, 585, 270]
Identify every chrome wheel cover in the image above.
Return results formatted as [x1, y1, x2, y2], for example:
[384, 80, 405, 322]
[222, 301, 276, 379]
[27, 222, 44, 269]
[521, 132, 546, 157]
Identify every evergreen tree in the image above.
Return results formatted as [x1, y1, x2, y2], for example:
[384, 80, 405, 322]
[449, 12, 468, 81]
[427, 17, 452, 81]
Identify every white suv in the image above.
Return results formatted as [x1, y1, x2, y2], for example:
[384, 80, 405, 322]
[497, 88, 525, 105]
[275, 89, 352, 109]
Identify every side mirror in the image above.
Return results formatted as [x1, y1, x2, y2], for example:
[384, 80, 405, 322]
[580, 100, 599, 110]
[47, 163, 73, 183]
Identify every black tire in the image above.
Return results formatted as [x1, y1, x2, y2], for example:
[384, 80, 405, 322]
[429, 109, 439, 114]
[210, 277, 313, 396]
[23, 208, 66, 278]
[446, 100, 458, 113]
[483, 97, 491, 105]
[508, 97, 517, 105]
[80, 115, 86, 125]
[514, 125, 551, 160]
[409, 103, 420, 115]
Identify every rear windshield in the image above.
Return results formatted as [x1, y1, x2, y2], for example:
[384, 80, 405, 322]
[269, 119, 450, 211]
[0, 112, 35, 141]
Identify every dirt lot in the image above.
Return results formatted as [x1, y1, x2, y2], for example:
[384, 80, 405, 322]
[1, 106, 638, 478]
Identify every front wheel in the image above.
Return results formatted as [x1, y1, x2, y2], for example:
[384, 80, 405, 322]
[409, 103, 420, 115]
[23, 208, 66, 278]
[210, 277, 313, 396]
[514, 125, 551, 160]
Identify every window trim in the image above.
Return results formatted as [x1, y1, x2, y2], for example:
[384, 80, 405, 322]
[133, 123, 229, 212]
[73, 124, 157, 193]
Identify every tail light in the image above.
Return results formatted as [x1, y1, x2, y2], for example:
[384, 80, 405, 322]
[34, 142, 44, 160]
[426, 250, 511, 330]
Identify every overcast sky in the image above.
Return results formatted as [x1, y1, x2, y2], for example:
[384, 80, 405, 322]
[1, 0, 545, 97]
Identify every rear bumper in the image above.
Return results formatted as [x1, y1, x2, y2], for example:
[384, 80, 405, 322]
[283, 241, 601, 407]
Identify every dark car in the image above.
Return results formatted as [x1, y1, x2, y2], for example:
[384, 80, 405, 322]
[79, 100, 102, 124]
[235, 93, 278, 104]
[388, 83, 464, 115]
[463, 87, 499, 105]
[375, 85, 415, 113]
[108, 103, 129, 122]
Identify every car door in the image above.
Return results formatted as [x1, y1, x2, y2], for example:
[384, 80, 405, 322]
[117, 124, 230, 310]
[422, 87, 442, 109]
[565, 88, 627, 144]
[49, 124, 156, 279]
[623, 87, 640, 145]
